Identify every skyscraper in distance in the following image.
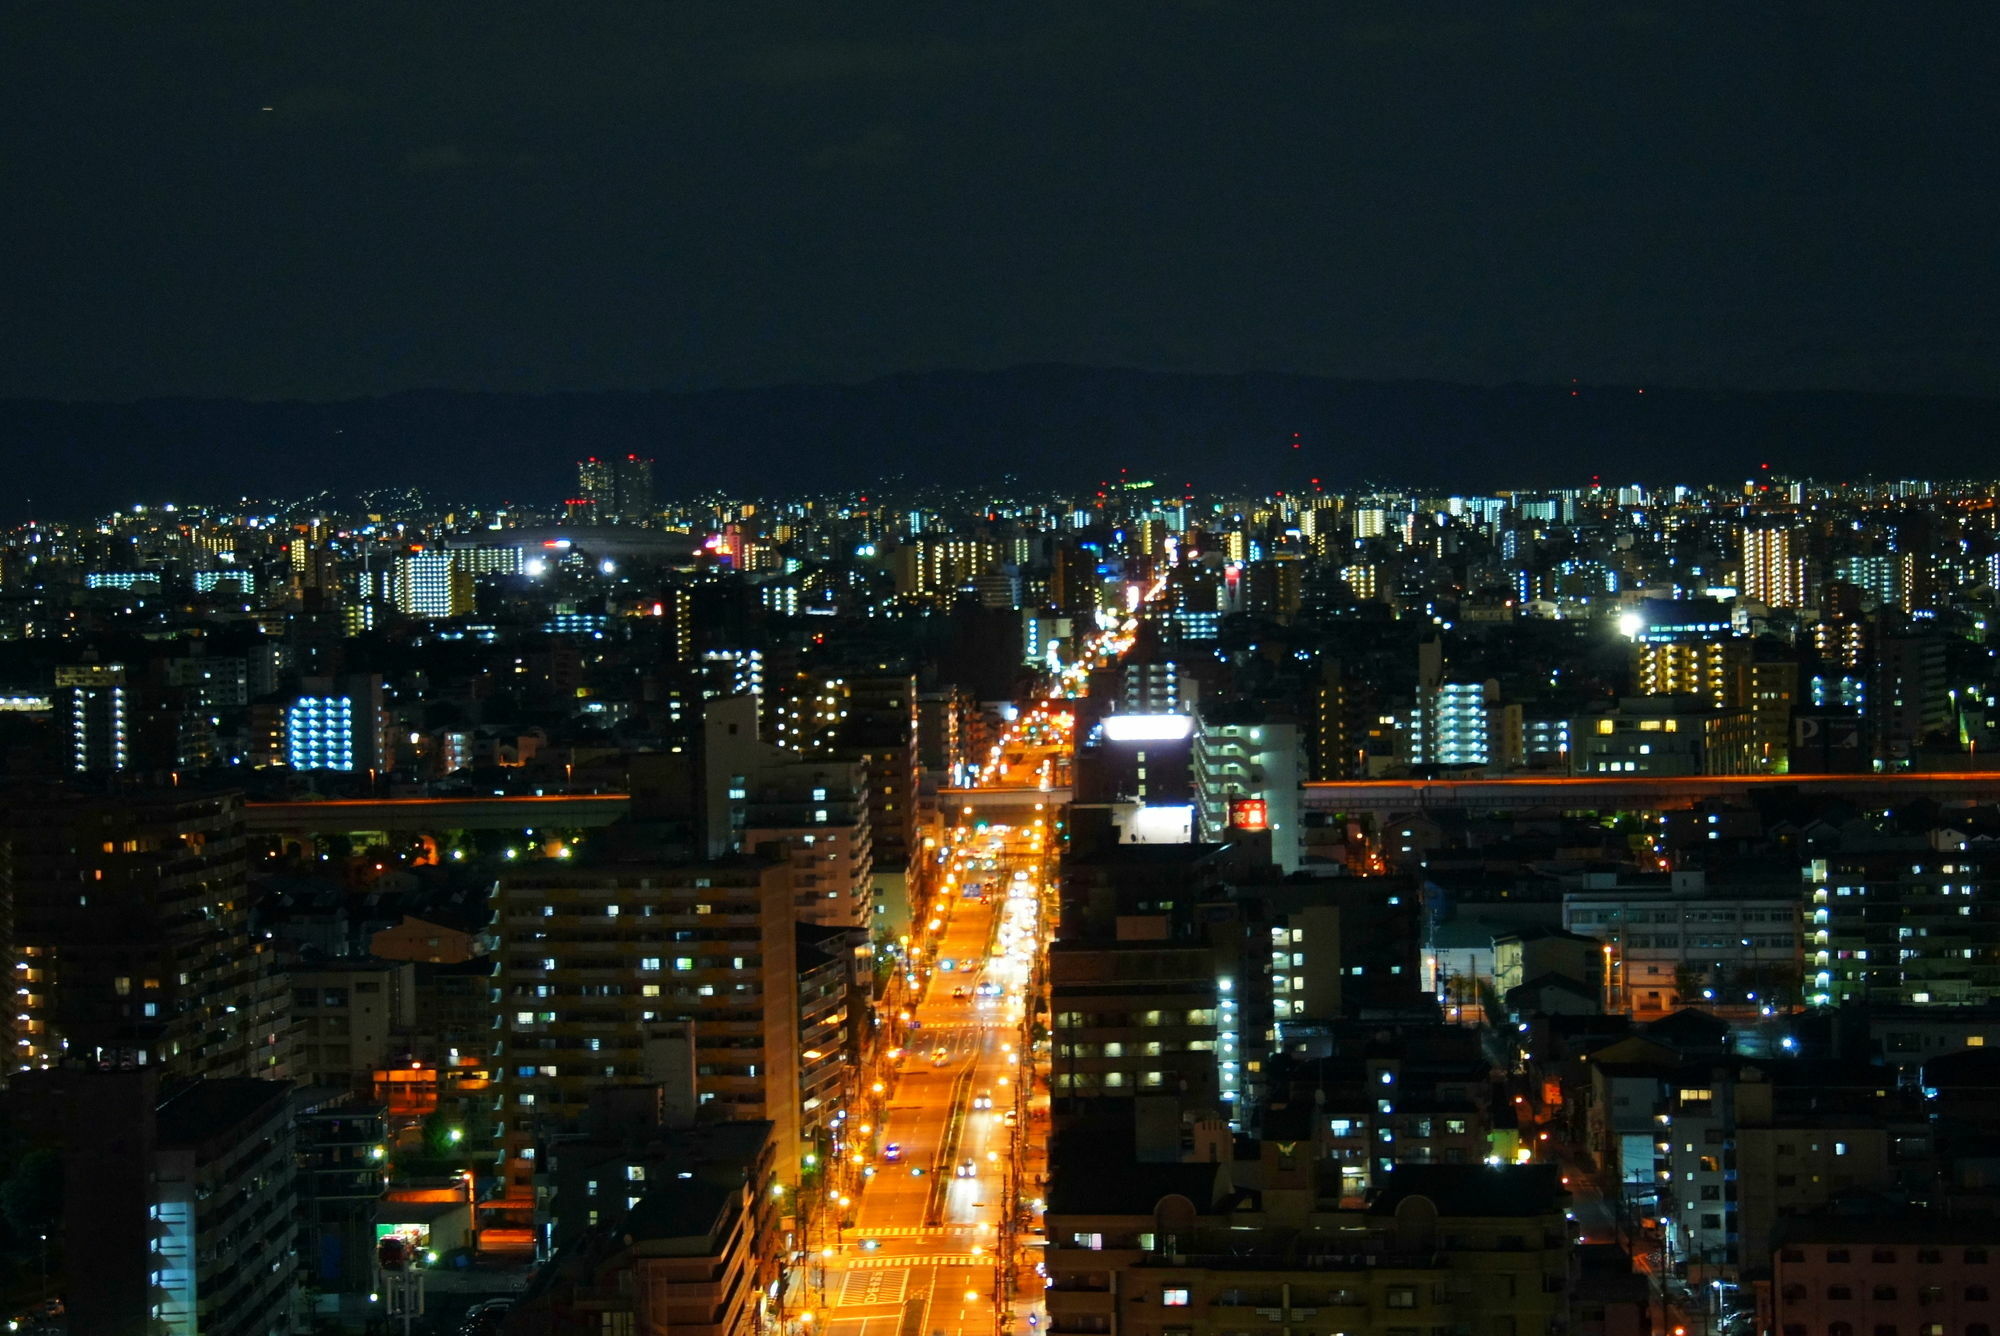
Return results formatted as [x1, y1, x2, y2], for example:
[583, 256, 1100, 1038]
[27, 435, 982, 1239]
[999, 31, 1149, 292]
[578, 454, 655, 524]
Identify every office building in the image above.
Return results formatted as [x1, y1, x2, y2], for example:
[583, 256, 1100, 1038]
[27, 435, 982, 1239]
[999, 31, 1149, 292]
[1575, 695, 1756, 776]
[1563, 870, 1801, 1017]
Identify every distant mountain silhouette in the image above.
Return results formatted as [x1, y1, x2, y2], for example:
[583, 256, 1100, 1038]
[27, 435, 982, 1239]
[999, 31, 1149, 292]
[3, 365, 1995, 517]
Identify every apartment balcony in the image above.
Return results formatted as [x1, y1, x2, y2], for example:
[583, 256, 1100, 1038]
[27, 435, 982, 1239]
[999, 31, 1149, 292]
[1043, 1288, 1114, 1316]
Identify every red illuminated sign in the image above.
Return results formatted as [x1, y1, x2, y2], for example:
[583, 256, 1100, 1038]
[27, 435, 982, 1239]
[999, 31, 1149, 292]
[1229, 798, 1268, 831]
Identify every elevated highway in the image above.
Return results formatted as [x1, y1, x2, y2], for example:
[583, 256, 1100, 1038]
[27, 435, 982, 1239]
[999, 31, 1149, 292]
[937, 785, 1072, 814]
[244, 793, 630, 836]
[1302, 771, 2000, 816]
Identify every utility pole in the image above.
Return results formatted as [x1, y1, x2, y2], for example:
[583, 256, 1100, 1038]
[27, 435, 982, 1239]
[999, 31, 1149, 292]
[375, 1237, 425, 1336]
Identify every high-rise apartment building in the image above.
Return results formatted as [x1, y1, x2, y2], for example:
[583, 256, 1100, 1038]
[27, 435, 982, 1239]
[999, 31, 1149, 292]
[1831, 553, 1900, 608]
[7, 1069, 301, 1336]
[1045, 1162, 1574, 1336]
[284, 674, 388, 773]
[1403, 680, 1511, 770]
[701, 648, 766, 706]
[578, 454, 655, 524]
[393, 549, 473, 617]
[738, 756, 874, 929]
[833, 668, 920, 889]
[1192, 715, 1304, 872]
[57, 661, 128, 772]
[5, 790, 289, 1079]
[1741, 522, 1807, 608]
[491, 844, 803, 1186]
[1807, 848, 2000, 1007]
[892, 536, 1003, 600]
[1868, 630, 1949, 764]
[1628, 638, 1794, 771]
[1633, 638, 1744, 705]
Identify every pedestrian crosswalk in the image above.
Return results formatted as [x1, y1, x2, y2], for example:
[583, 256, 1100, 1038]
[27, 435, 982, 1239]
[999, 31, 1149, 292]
[842, 1253, 986, 1270]
[836, 1267, 908, 1308]
[852, 1224, 987, 1239]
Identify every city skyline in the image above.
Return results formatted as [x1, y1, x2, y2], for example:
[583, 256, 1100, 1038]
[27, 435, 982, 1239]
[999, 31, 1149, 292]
[10, 5, 2000, 1335]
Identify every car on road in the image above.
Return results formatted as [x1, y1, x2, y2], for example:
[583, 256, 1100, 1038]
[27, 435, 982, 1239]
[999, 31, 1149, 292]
[882, 1143, 902, 1162]
[952, 987, 967, 999]
[932, 1047, 949, 1065]
[1003, 1108, 1018, 1126]
[956, 1159, 977, 1178]
[976, 981, 1001, 997]
[972, 1090, 993, 1109]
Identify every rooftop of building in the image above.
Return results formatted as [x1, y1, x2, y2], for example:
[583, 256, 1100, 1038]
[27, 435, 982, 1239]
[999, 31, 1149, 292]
[156, 1077, 292, 1147]
[1366, 1163, 1567, 1218]
[1506, 971, 1602, 1002]
[797, 919, 864, 963]
[1921, 1047, 2000, 1085]
[1047, 1131, 1232, 1218]
[1064, 841, 1229, 869]
[620, 1176, 739, 1244]
[1495, 924, 1600, 945]
[284, 954, 410, 976]
[1773, 1209, 2000, 1247]
[558, 1112, 775, 1177]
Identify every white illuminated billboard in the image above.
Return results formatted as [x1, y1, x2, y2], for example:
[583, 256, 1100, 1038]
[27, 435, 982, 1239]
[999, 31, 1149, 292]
[1102, 714, 1193, 742]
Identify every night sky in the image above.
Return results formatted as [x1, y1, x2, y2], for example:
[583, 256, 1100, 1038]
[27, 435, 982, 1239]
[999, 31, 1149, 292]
[6, 2, 1998, 403]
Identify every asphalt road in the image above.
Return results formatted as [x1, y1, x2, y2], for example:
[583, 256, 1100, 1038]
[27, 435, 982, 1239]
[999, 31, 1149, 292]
[821, 760, 1062, 1336]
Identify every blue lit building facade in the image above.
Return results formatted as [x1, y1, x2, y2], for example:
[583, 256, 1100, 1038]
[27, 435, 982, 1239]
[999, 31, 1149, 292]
[283, 674, 386, 774]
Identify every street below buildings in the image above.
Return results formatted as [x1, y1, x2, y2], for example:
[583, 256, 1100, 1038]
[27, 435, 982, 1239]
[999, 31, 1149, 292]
[816, 715, 1075, 1336]
[804, 625, 1125, 1336]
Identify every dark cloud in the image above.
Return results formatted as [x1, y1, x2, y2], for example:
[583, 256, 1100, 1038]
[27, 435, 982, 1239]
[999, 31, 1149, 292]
[1, 0, 1996, 401]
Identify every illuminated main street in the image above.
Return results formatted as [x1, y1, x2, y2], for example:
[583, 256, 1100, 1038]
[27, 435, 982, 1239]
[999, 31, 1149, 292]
[811, 623, 1126, 1336]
